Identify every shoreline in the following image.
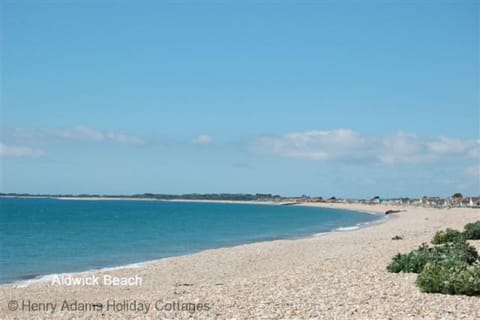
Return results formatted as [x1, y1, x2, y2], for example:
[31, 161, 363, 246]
[1, 195, 288, 206]
[1, 203, 386, 287]
[3, 195, 476, 211]
[1, 203, 479, 318]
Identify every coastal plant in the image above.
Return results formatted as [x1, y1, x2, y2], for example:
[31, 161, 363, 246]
[431, 228, 465, 244]
[463, 221, 480, 240]
[387, 243, 433, 273]
[388, 223, 480, 296]
[416, 262, 480, 296]
[392, 235, 403, 240]
[387, 242, 479, 273]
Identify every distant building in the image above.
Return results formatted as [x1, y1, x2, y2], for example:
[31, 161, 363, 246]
[472, 197, 480, 206]
[370, 196, 381, 204]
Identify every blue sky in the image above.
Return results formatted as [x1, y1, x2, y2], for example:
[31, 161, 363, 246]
[1, 1, 479, 198]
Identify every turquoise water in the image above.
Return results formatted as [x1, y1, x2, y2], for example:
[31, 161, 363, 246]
[0, 198, 380, 284]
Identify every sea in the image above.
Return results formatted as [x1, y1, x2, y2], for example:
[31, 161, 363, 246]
[0, 198, 382, 284]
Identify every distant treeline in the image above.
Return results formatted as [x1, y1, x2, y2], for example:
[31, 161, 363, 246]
[0, 192, 285, 201]
[138, 193, 284, 201]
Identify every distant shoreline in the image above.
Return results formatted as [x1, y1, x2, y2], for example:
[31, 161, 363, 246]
[0, 195, 290, 206]
[3, 195, 478, 211]
[56, 197, 285, 206]
[0, 195, 396, 215]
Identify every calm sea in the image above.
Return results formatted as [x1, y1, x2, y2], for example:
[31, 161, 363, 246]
[0, 198, 381, 284]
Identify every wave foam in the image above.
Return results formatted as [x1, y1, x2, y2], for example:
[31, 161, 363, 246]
[10, 261, 151, 288]
[335, 226, 360, 231]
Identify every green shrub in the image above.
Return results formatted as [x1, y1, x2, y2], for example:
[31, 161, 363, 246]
[416, 262, 480, 296]
[392, 235, 403, 240]
[431, 228, 465, 244]
[387, 243, 431, 273]
[463, 221, 480, 240]
[388, 223, 480, 296]
[387, 242, 479, 273]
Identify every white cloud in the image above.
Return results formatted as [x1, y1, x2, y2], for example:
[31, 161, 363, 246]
[252, 129, 479, 166]
[254, 129, 367, 161]
[105, 132, 144, 145]
[426, 137, 478, 154]
[70, 125, 105, 141]
[192, 135, 212, 145]
[0, 143, 46, 158]
[4, 125, 144, 145]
